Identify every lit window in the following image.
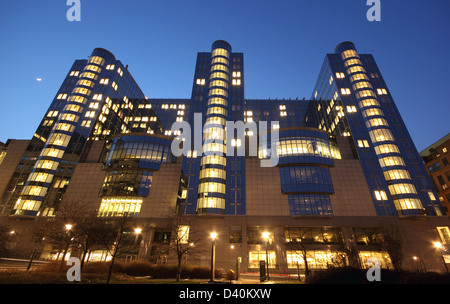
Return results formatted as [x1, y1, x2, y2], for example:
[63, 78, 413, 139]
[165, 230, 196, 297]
[341, 50, 358, 60]
[377, 88, 388, 95]
[379, 156, 405, 168]
[388, 183, 417, 195]
[212, 48, 229, 58]
[374, 190, 388, 201]
[346, 105, 357, 113]
[383, 169, 411, 181]
[85, 65, 102, 73]
[232, 71, 241, 78]
[100, 78, 109, 85]
[336, 72, 345, 79]
[443, 148, 448, 153]
[232, 79, 241, 86]
[78, 79, 94, 88]
[69, 71, 79, 77]
[357, 140, 370, 148]
[177, 225, 190, 244]
[88, 56, 105, 66]
[279, 105, 286, 110]
[106, 64, 115, 70]
[369, 129, 395, 143]
[65, 104, 81, 113]
[57, 93, 68, 100]
[117, 67, 123, 77]
[92, 94, 103, 100]
[437, 227, 450, 244]
[428, 191, 437, 201]
[341, 88, 351, 95]
[47, 111, 59, 117]
[231, 139, 241, 147]
[374, 144, 400, 155]
[74, 87, 91, 96]
[112, 82, 118, 91]
[196, 78, 206, 85]
[280, 111, 287, 117]
[366, 118, 389, 128]
[89, 102, 99, 109]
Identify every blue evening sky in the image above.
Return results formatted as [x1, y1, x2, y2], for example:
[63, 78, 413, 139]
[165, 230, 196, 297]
[0, 0, 449, 152]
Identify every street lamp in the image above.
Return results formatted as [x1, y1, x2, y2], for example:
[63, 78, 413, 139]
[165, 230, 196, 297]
[210, 232, 217, 283]
[60, 224, 73, 269]
[434, 242, 449, 273]
[262, 232, 270, 281]
[132, 228, 142, 261]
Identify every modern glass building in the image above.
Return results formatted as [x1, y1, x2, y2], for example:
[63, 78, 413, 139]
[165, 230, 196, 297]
[0, 41, 449, 275]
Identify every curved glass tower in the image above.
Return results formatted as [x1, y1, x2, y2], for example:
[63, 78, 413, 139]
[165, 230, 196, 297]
[334, 42, 425, 215]
[197, 41, 232, 214]
[12, 48, 115, 216]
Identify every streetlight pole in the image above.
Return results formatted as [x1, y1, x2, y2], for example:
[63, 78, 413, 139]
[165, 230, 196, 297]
[262, 232, 270, 281]
[132, 228, 142, 261]
[210, 232, 217, 283]
[60, 224, 72, 269]
[434, 242, 449, 273]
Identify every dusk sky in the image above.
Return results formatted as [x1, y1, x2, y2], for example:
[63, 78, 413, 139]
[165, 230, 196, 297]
[0, 0, 448, 152]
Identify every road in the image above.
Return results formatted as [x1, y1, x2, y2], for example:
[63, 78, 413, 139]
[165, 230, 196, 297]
[0, 258, 48, 271]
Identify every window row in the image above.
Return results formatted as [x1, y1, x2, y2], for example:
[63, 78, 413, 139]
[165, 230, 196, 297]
[383, 169, 411, 181]
[369, 128, 395, 143]
[98, 197, 142, 217]
[288, 194, 333, 216]
[388, 183, 417, 195]
[199, 168, 227, 180]
[393, 198, 422, 210]
[101, 170, 153, 197]
[212, 48, 230, 58]
[374, 143, 400, 155]
[197, 196, 225, 210]
[280, 166, 333, 193]
[208, 88, 228, 97]
[378, 156, 406, 168]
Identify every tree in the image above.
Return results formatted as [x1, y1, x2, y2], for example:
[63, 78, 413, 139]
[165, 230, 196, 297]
[284, 228, 315, 276]
[380, 226, 404, 271]
[0, 225, 12, 257]
[104, 216, 129, 284]
[44, 199, 105, 269]
[170, 214, 204, 281]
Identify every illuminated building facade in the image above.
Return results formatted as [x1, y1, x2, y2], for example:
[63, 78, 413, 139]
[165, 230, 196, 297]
[420, 133, 450, 213]
[0, 41, 449, 275]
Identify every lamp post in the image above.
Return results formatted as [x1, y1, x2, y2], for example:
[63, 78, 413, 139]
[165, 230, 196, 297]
[132, 228, 142, 261]
[262, 232, 270, 281]
[434, 242, 449, 273]
[60, 224, 73, 269]
[210, 232, 217, 283]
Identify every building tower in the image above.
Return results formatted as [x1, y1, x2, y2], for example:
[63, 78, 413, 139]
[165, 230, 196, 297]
[197, 41, 232, 214]
[309, 41, 442, 216]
